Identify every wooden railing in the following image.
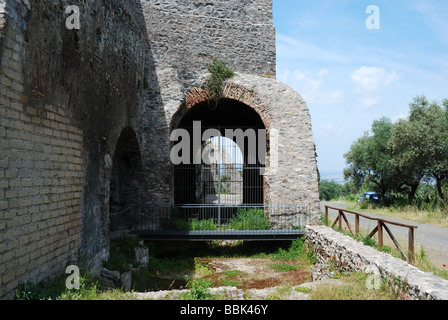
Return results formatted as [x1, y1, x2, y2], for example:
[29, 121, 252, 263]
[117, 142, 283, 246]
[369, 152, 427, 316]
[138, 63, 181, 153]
[324, 205, 418, 264]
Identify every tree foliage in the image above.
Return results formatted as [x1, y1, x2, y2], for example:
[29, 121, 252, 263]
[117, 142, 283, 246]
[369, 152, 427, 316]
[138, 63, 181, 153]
[343, 117, 399, 197]
[344, 95, 448, 202]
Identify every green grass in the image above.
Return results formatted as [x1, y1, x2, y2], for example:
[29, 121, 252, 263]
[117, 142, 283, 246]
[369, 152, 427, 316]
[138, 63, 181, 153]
[267, 239, 316, 264]
[218, 278, 242, 287]
[217, 270, 244, 287]
[295, 286, 312, 293]
[176, 277, 224, 300]
[225, 208, 270, 231]
[224, 270, 243, 277]
[269, 263, 299, 272]
[15, 273, 137, 301]
[163, 208, 271, 231]
[309, 271, 398, 300]
[15, 237, 404, 300]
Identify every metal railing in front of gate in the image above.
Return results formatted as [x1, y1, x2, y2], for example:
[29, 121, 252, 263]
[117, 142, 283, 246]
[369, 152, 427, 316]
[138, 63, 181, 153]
[131, 204, 308, 236]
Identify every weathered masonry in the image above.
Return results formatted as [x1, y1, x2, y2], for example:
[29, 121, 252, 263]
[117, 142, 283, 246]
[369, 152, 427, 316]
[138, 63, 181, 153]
[0, 0, 320, 299]
[307, 226, 448, 300]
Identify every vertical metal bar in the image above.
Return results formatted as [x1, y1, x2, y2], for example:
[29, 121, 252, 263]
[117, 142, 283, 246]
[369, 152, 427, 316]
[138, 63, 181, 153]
[325, 206, 328, 227]
[355, 214, 360, 237]
[217, 134, 221, 226]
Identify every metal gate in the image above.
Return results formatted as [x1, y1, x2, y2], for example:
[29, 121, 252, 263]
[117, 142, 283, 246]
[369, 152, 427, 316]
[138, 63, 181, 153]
[174, 135, 264, 224]
[130, 130, 308, 240]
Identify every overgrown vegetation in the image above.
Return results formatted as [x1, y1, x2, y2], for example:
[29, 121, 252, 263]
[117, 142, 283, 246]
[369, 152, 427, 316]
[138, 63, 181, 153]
[104, 236, 145, 273]
[309, 271, 397, 300]
[179, 276, 215, 300]
[163, 208, 270, 231]
[203, 59, 235, 107]
[14, 272, 134, 301]
[15, 237, 403, 300]
[226, 208, 270, 231]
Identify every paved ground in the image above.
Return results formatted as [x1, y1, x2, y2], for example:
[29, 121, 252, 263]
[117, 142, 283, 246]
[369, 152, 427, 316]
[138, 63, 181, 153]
[321, 201, 448, 269]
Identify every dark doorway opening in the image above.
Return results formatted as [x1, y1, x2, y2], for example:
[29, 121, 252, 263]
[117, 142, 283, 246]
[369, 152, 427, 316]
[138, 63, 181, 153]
[109, 127, 146, 232]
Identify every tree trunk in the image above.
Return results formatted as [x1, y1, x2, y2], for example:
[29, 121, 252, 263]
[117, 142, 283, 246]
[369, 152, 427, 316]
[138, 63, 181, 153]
[408, 184, 419, 202]
[436, 177, 445, 201]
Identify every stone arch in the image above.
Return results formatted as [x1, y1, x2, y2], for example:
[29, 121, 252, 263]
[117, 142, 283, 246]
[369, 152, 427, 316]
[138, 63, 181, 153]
[171, 83, 272, 207]
[172, 82, 272, 130]
[109, 126, 147, 233]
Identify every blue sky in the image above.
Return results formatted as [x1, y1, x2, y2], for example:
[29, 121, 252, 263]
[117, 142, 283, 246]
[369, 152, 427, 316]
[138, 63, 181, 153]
[273, 0, 448, 178]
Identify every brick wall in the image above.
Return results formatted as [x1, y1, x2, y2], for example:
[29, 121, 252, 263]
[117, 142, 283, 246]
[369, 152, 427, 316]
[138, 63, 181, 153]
[0, 7, 85, 296]
[0, 0, 146, 299]
[0, 103, 84, 297]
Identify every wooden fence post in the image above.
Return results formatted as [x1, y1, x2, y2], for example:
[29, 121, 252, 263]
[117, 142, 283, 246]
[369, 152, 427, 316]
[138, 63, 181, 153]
[377, 221, 383, 251]
[409, 227, 415, 264]
[338, 210, 342, 231]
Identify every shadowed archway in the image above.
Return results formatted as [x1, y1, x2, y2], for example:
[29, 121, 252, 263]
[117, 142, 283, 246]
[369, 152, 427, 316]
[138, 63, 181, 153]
[109, 127, 147, 232]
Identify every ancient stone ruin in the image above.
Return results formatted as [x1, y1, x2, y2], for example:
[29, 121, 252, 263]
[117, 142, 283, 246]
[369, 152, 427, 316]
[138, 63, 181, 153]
[0, 0, 319, 299]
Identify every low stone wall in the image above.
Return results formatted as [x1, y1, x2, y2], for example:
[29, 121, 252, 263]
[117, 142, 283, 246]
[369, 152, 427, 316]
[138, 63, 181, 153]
[305, 225, 448, 300]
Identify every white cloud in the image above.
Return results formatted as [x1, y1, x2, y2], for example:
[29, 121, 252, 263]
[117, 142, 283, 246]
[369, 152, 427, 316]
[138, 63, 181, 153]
[277, 68, 344, 105]
[351, 66, 401, 108]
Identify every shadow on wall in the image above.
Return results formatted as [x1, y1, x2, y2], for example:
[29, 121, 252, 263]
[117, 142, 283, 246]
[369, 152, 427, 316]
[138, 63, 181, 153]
[75, 0, 168, 272]
[0, 0, 166, 281]
[109, 127, 147, 233]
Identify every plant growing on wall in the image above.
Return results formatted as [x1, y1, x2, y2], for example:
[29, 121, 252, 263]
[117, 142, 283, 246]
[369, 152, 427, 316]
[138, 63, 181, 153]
[204, 59, 235, 109]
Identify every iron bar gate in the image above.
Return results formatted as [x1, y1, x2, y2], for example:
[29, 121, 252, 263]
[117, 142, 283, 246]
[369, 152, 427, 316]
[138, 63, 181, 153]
[174, 134, 264, 224]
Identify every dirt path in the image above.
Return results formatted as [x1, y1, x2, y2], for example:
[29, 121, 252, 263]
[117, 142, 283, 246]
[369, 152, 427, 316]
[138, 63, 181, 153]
[321, 201, 448, 268]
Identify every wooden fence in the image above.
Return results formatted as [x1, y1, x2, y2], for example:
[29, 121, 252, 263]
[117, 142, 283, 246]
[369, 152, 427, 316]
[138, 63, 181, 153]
[324, 205, 418, 264]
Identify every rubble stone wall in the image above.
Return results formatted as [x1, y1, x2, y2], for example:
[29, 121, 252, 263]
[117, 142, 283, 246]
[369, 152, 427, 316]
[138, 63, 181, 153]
[306, 225, 448, 300]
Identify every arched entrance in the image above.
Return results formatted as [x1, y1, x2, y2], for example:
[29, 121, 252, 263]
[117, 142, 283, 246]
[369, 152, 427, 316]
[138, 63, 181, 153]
[131, 81, 312, 240]
[109, 127, 146, 232]
[172, 99, 267, 226]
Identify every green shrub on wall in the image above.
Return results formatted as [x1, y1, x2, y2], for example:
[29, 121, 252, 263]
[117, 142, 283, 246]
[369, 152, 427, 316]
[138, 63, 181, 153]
[204, 59, 235, 108]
